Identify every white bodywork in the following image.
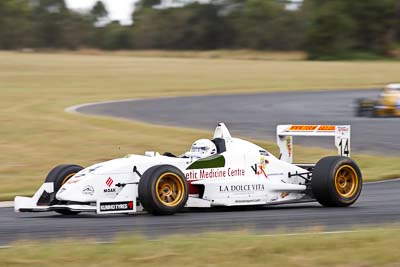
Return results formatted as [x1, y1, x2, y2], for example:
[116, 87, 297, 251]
[14, 123, 350, 214]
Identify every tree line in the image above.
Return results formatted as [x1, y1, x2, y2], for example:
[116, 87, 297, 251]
[0, 0, 399, 59]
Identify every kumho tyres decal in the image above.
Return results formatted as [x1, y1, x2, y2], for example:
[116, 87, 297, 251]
[186, 154, 225, 170]
[99, 201, 134, 212]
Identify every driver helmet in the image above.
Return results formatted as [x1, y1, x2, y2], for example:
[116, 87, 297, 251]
[188, 139, 217, 158]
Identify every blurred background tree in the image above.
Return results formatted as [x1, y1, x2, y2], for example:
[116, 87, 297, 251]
[305, 0, 400, 59]
[305, 0, 356, 59]
[90, 0, 108, 24]
[0, 0, 34, 49]
[31, 0, 70, 48]
[0, 0, 399, 59]
[226, 0, 305, 50]
[133, 3, 227, 49]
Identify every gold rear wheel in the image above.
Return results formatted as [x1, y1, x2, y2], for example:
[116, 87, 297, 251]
[312, 156, 362, 207]
[334, 165, 359, 198]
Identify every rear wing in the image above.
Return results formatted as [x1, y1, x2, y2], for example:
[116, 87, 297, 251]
[276, 125, 350, 163]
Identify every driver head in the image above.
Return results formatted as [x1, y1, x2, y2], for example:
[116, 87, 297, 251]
[189, 139, 217, 158]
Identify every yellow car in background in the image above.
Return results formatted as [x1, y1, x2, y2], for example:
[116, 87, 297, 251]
[356, 84, 400, 117]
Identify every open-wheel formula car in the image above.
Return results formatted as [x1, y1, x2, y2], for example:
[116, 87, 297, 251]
[15, 123, 362, 215]
[356, 83, 400, 117]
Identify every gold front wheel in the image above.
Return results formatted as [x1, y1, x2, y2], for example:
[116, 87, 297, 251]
[138, 165, 188, 215]
[156, 173, 185, 207]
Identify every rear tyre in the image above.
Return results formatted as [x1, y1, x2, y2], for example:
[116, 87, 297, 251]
[45, 164, 84, 215]
[138, 165, 188, 215]
[311, 156, 362, 207]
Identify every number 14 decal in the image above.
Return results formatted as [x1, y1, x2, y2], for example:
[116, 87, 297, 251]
[339, 139, 350, 157]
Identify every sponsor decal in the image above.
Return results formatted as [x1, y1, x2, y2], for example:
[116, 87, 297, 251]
[318, 125, 335, 131]
[82, 185, 94, 196]
[289, 125, 318, 131]
[268, 173, 284, 176]
[104, 188, 116, 193]
[68, 178, 81, 184]
[219, 184, 265, 192]
[259, 156, 268, 169]
[251, 156, 269, 179]
[106, 177, 113, 187]
[286, 136, 292, 158]
[99, 201, 134, 212]
[337, 126, 349, 133]
[89, 165, 102, 172]
[259, 150, 269, 156]
[288, 125, 336, 132]
[235, 199, 261, 203]
[280, 192, 289, 199]
[270, 196, 279, 202]
[185, 167, 245, 181]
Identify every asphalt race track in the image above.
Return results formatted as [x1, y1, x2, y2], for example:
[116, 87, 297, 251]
[2, 90, 400, 245]
[1, 179, 399, 245]
[76, 89, 400, 155]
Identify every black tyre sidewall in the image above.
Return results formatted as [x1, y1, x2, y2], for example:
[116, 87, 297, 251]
[312, 156, 362, 207]
[45, 164, 84, 192]
[138, 165, 188, 215]
[45, 164, 83, 215]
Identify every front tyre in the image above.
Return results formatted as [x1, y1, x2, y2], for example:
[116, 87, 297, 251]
[311, 156, 362, 207]
[138, 165, 188, 215]
[45, 164, 84, 215]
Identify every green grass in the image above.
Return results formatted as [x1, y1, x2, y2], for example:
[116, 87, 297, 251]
[1, 51, 400, 200]
[2, 228, 400, 266]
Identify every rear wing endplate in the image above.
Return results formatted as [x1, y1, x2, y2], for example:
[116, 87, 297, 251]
[276, 125, 350, 163]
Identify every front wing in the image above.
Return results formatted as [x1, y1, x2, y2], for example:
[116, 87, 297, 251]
[14, 183, 140, 214]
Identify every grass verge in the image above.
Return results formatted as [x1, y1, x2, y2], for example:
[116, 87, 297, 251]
[61, 48, 308, 61]
[1, 51, 400, 200]
[2, 228, 400, 266]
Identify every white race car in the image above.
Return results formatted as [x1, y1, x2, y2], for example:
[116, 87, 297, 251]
[14, 123, 362, 215]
